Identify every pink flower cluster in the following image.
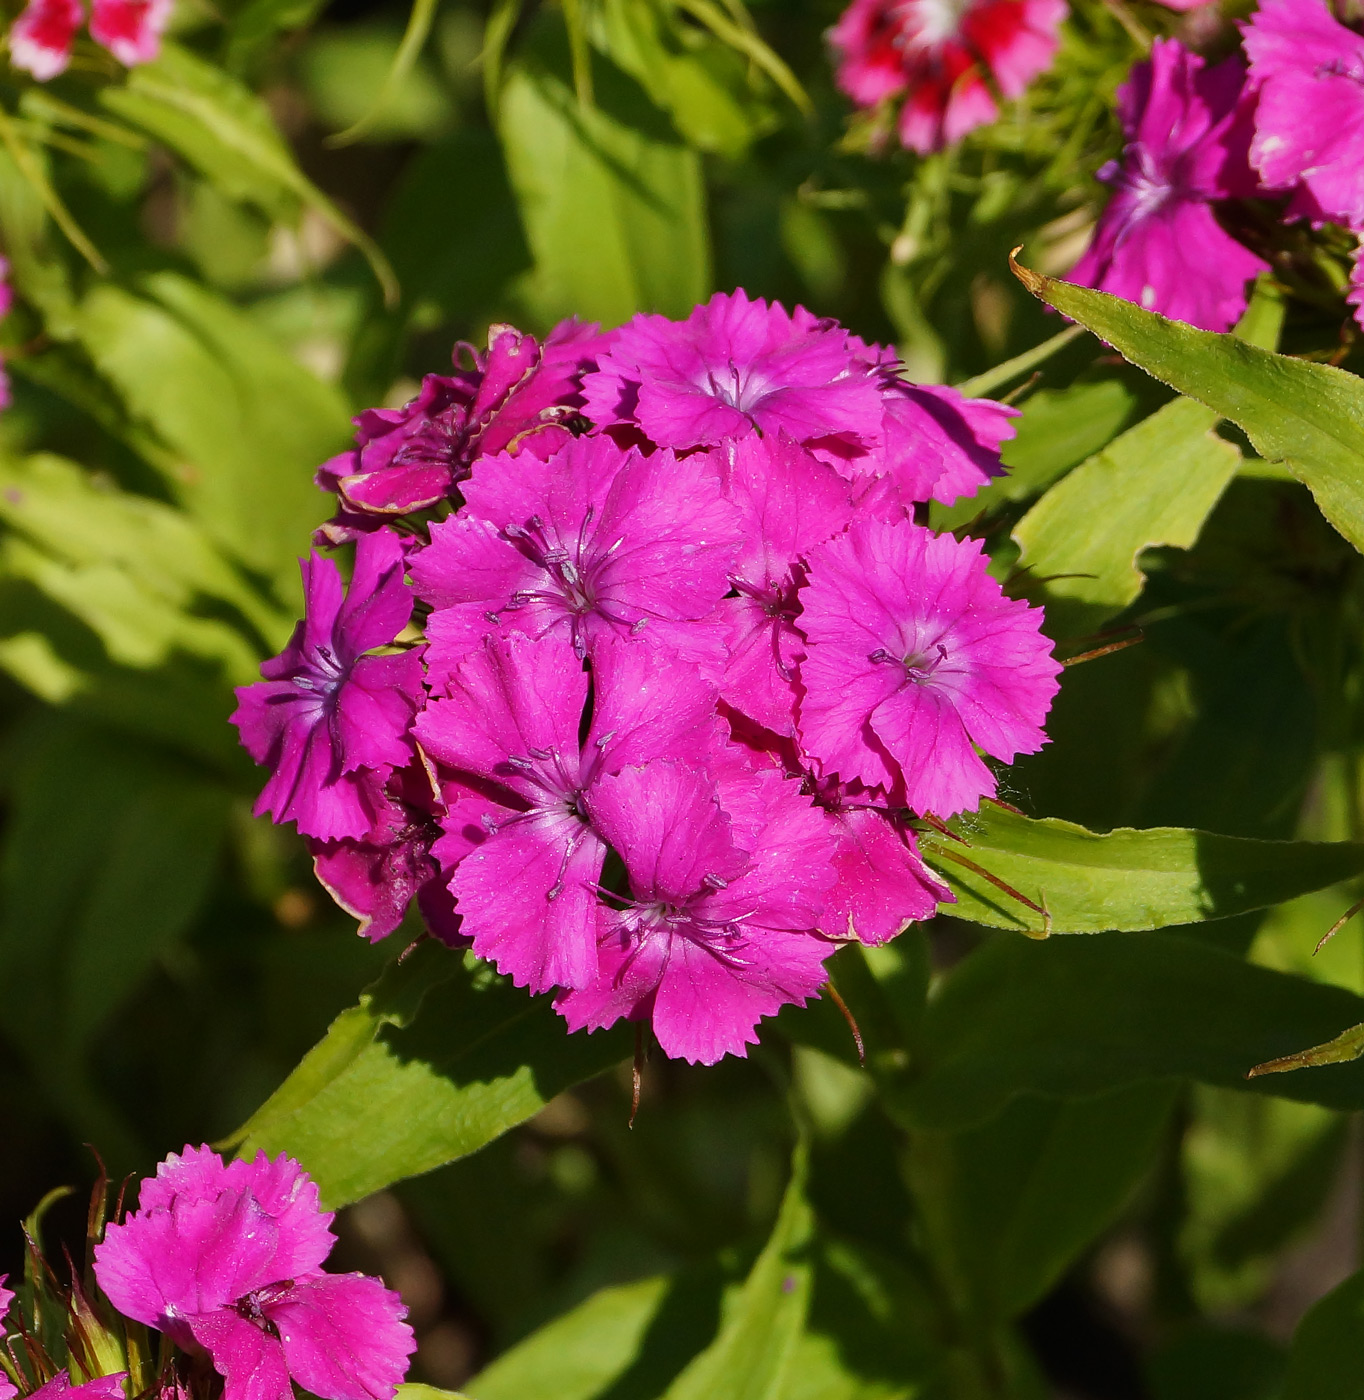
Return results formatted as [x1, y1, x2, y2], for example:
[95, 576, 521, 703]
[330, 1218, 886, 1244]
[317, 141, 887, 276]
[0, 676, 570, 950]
[1067, 0, 1364, 332]
[233, 291, 1061, 1064]
[0, 1147, 410, 1400]
[829, 0, 1067, 154]
[7, 0, 169, 80]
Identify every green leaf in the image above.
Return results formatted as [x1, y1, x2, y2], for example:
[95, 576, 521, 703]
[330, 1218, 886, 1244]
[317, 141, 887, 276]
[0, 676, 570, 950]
[662, 1144, 813, 1400]
[1247, 1020, 1364, 1079]
[397, 1388, 472, 1400]
[499, 14, 710, 328]
[232, 943, 633, 1206]
[72, 274, 351, 587]
[1282, 1268, 1364, 1400]
[100, 44, 396, 303]
[1013, 395, 1240, 634]
[1013, 259, 1364, 554]
[926, 805, 1364, 935]
[898, 931, 1364, 1131]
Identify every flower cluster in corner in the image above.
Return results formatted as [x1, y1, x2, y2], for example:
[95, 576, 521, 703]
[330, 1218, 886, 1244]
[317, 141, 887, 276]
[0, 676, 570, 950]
[0, 1149, 413, 1400]
[1066, 0, 1364, 332]
[7, 0, 171, 80]
[233, 290, 1062, 1065]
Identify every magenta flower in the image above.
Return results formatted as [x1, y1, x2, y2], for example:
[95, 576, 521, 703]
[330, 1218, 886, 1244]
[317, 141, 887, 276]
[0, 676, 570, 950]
[408, 434, 740, 680]
[830, 0, 1066, 155]
[9, 0, 83, 79]
[307, 764, 462, 946]
[88, 0, 169, 64]
[316, 321, 603, 539]
[716, 432, 852, 737]
[1242, 0, 1364, 230]
[579, 291, 884, 454]
[417, 633, 721, 993]
[94, 1147, 414, 1400]
[231, 528, 423, 841]
[798, 517, 1060, 817]
[557, 760, 836, 1064]
[1066, 39, 1267, 332]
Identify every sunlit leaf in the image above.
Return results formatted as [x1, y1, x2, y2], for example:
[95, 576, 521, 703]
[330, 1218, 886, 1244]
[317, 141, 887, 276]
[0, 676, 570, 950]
[926, 805, 1364, 935]
[1013, 395, 1239, 633]
[1013, 257, 1364, 555]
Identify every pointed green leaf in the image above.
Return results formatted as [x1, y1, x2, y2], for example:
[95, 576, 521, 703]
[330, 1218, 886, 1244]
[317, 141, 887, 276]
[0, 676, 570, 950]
[1248, 1021, 1364, 1080]
[898, 932, 1364, 1130]
[662, 1144, 813, 1400]
[233, 944, 632, 1206]
[1013, 259, 1364, 554]
[1013, 395, 1239, 634]
[927, 805, 1364, 935]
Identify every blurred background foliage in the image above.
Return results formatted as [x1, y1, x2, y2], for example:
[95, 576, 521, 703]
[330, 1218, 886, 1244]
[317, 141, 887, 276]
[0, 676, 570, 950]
[4, 0, 1364, 1395]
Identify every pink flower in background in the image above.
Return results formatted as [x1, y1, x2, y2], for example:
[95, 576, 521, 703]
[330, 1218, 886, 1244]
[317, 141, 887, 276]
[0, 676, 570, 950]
[409, 434, 740, 679]
[1242, 0, 1364, 230]
[89, 0, 169, 64]
[1066, 39, 1266, 331]
[95, 1148, 414, 1400]
[317, 321, 604, 539]
[716, 432, 852, 736]
[799, 517, 1060, 816]
[307, 764, 462, 946]
[8, 0, 82, 79]
[830, 0, 1067, 155]
[231, 528, 423, 841]
[418, 633, 720, 994]
[557, 761, 836, 1063]
[580, 290, 884, 452]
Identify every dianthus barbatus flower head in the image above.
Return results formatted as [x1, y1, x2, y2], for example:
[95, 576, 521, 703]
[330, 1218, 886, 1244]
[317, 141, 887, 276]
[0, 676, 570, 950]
[580, 289, 885, 453]
[94, 1147, 414, 1400]
[830, 0, 1067, 155]
[798, 516, 1060, 818]
[231, 527, 423, 841]
[1066, 38, 1266, 332]
[315, 319, 604, 542]
[557, 759, 837, 1064]
[408, 432, 741, 683]
[1242, 0, 1364, 231]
